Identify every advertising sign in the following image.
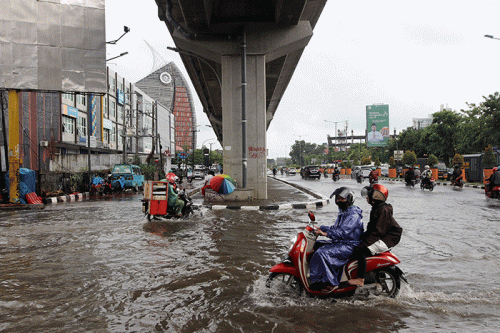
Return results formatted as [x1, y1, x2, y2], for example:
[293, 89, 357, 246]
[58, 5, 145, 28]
[1, 0, 106, 93]
[366, 104, 390, 147]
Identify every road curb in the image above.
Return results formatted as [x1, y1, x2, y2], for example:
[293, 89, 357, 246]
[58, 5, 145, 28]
[44, 192, 91, 204]
[379, 177, 485, 189]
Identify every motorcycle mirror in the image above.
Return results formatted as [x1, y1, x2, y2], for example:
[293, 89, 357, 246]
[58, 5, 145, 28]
[361, 186, 370, 198]
[308, 211, 315, 221]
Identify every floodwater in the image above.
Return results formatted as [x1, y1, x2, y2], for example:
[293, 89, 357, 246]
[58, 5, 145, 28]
[1, 177, 499, 332]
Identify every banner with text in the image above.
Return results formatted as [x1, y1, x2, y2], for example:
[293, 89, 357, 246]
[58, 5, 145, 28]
[366, 104, 390, 147]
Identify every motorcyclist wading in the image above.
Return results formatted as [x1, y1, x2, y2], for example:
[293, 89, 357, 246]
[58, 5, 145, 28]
[308, 187, 364, 292]
[485, 166, 500, 197]
[333, 166, 340, 182]
[421, 165, 432, 187]
[404, 166, 416, 187]
[369, 167, 378, 185]
[450, 165, 464, 187]
[266, 186, 406, 298]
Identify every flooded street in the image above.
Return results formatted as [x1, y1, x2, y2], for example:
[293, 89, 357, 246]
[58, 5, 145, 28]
[1, 177, 499, 332]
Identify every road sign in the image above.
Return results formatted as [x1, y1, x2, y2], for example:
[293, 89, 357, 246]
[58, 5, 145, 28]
[394, 150, 404, 160]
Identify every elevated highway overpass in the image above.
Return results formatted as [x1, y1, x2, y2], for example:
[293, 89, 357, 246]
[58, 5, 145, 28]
[154, 0, 327, 199]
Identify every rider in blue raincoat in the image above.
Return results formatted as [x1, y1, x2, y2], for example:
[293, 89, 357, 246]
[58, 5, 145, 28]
[309, 187, 363, 291]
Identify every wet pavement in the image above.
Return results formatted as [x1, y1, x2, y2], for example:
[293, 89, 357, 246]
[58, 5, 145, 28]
[1, 174, 499, 332]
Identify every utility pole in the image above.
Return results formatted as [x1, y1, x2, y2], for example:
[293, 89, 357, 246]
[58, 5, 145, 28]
[87, 93, 91, 184]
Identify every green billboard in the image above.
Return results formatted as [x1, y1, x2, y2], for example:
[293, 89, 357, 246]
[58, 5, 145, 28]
[366, 104, 390, 147]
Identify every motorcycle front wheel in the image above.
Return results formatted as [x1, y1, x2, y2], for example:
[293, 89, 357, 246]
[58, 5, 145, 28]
[376, 267, 401, 298]
[266, 273, 303, 296]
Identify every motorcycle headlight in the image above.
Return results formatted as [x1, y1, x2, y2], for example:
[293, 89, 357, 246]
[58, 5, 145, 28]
[288, 235, 297, 253]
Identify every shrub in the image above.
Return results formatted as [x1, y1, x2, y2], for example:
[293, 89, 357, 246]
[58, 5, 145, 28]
[452, 153, 464, 168]
[402, 150, 417, 166]
[427, 154, 439, 168]
[389, 156, 396, 168]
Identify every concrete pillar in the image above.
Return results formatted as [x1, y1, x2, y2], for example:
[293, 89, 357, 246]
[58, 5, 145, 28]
[222, 55, 267, 199]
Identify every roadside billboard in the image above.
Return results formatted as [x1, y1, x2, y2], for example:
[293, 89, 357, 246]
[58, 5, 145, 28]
[0, 0, 106, 93]
[366, 104, 390, 147]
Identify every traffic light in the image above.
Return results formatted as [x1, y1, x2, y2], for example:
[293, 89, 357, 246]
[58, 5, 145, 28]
[203, 148, 210, 166]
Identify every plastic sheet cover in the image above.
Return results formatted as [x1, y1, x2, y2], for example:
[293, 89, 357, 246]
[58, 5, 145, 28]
[0, 0, 106, 93]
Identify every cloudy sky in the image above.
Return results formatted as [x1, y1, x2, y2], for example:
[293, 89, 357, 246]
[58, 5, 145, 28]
[106, 0, 500, 158]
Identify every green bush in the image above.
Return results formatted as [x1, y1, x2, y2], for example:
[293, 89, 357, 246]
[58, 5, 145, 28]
[389, 156, 396, 168]
[402, 150, 417, 166]
[452, 153, 464, 168]
[427, 154, 439, 168]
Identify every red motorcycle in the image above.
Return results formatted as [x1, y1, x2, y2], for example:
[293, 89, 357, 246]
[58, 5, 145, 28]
[266, 212, 406, 298]
[485, 184, 500, 199]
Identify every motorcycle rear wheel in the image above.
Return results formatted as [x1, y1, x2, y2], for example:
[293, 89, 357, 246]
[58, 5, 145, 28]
[266, 273, 302, 296]
[376, 267, 401, 298]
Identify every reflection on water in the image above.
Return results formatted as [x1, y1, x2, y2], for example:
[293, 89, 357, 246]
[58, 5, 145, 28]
[1, 185, 500, 332]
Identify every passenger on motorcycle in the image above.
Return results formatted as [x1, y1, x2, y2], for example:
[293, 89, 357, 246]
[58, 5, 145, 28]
[309, 187, 364, 292]
[414, 166, 421, 180]
[348, 184, 403, 287]
[421, 165, 432, 187]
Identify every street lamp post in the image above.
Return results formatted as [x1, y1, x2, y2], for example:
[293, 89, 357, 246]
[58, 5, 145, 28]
[484, 34, 500, 40]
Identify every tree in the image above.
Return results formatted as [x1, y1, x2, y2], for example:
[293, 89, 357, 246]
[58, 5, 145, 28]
[388, 156, 396, 168]
[423, 110, 463, 164]
[374, 157, 381, 167]
[402, 150, 417, 166]
[483, 145, 497, 168]
[427, 154, 439, 168]
[452, 153, 464, 168]
[361, 157, 371, 165]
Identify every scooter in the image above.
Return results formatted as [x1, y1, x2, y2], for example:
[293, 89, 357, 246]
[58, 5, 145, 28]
[266, 212, 406, 298]
[369, 176, 378, 185]
[356, 174, 363, 184]
[451, 176, 464, 188]
[420, 177, 436, 191]
[405, 177, 416, 187]
[333, 173, 340, 182]
[142, 181, 195, 220]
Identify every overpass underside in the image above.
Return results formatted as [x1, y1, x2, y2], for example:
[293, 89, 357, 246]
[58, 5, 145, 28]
[154, 0, 327, 199]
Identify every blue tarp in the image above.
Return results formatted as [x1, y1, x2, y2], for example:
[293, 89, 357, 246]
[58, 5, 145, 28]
[4, 168, 37, 204]
[91, 176, 105, 185]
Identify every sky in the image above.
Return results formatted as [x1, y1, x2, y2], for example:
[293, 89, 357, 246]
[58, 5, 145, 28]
[105, 0, 500, 158]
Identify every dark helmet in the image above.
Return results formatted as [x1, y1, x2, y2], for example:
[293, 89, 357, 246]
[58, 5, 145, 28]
[362, 184, 388, 202]
[330, 187, 355, 206]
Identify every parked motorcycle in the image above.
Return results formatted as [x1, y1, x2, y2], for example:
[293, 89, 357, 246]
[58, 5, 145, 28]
[420, 177, 436, 191]
[266, 212, 406, 298]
